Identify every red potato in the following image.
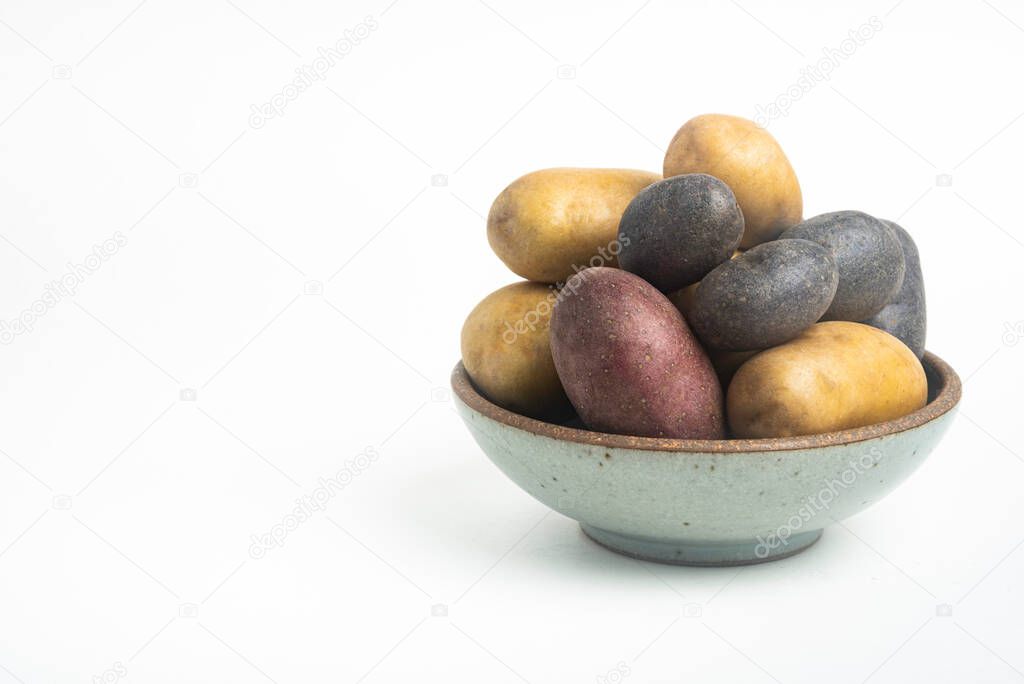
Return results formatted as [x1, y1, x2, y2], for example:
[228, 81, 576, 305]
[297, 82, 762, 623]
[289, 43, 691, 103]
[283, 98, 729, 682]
[550, 267, 725, 439]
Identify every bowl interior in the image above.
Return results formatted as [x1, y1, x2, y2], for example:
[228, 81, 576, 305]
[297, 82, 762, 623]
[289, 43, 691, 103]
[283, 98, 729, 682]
[451, 351, 961, 453]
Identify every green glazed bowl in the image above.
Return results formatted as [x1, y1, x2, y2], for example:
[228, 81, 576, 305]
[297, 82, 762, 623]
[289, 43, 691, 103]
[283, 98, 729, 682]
[452, 352, 961, 566]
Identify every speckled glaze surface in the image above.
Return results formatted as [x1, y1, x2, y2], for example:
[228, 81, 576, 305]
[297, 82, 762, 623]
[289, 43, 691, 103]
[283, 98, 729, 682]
[452, 352, 961, 566]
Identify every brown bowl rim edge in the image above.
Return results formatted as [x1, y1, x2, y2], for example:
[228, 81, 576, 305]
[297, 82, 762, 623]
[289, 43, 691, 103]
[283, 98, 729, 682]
[450, 351, 962, 454]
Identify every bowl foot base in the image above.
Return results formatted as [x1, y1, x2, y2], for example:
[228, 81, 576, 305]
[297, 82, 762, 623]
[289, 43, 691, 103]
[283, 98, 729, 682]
[580, 525, 822, 567]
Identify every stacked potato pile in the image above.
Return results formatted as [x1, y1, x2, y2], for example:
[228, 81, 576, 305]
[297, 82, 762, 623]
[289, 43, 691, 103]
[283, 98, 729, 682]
[461, 114, 928, 439]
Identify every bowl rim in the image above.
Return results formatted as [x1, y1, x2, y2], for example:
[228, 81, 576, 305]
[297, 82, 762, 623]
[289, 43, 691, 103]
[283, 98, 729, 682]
[451, 351, 961, 453]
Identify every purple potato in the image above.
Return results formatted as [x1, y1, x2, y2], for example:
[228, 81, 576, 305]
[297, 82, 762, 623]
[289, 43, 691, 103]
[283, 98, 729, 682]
[863, 221, 926, 358]
[692, 239, 838, 351]
[780, 210, 904, 322]
[617, 174, 744, 292]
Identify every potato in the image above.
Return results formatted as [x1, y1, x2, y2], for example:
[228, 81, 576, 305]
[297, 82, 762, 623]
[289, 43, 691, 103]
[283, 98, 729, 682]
[780, 211, 905, 322]
[617, 174, 743, 292]
[863, 221, 926, 358]
[461, 282, 571, 418]
[487, 168, 660, 283]
[691, 239, 838, 351]
[663, 114, 802, 248]
[727, 322, 927, 438]
[550, 267, 724, 438]
[666, 250, 741, 322]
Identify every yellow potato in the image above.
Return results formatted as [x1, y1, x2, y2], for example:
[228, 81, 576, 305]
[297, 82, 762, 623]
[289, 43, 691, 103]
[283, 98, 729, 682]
[727, 322, 927, 438]
[487, 168, 660, 283]
[664, 114, 802, 248]
[461, 282, 571, 418]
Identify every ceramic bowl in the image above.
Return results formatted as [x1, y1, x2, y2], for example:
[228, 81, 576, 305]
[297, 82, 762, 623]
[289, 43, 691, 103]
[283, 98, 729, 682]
[452, 352, 961, 566]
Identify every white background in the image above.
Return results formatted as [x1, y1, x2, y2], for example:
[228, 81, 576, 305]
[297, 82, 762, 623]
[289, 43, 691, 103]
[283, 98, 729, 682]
[0, 0, 1022, 682]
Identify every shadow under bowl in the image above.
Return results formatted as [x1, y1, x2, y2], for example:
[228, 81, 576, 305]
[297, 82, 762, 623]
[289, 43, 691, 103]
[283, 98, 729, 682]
[451, 352, 961, 566]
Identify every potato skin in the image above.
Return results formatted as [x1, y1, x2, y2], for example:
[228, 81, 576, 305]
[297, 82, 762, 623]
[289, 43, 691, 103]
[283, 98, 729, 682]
[550, 267, 724, 439]
[780, 211, 905, 322]
[727, 322, 927, 438]
[663, 114, 802, 249]
[863, 221, 926, 358]
[691, 239, 838, 351]
[461, 282, 571, 418]
[666, 250, 742, 322]
[487, 168, 660, 283]
[617, 174, 744, 292]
